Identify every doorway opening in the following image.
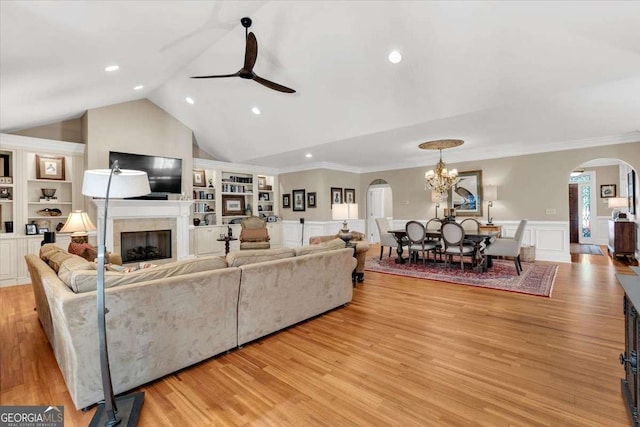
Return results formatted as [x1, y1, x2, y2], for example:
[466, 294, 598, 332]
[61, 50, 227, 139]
[366, 180, 393, 243]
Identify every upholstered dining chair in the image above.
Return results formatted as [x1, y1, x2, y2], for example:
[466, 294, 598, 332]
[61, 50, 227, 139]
[460, 218, 481, 233]
[484, 219, 528, 275]
[441, 221, 476, 271]
[405, 221, 438, 264]
[375, 217, 406, 260]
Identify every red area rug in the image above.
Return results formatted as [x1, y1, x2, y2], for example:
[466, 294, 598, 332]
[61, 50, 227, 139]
[365, 256, 557, 297]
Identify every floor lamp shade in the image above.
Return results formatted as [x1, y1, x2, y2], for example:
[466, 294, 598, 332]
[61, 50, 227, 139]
[82, 169, 151, 199]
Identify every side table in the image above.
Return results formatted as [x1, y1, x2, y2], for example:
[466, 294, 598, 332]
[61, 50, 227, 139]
[216, 236, 238, 255]
[345, 241, 358, 286]
[479, 224, 502, 237]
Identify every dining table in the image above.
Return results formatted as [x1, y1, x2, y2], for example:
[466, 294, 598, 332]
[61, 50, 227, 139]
[388, 228, 499, 272]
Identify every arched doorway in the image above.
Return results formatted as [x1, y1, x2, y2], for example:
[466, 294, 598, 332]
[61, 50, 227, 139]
[366, 179, 393, 243]
[568, 157, 637, 259]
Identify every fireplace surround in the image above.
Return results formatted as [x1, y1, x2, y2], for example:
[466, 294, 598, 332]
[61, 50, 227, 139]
[92, 199, 193, 263]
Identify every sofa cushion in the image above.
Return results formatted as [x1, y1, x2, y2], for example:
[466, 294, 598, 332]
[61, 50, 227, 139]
[295, 238, 346, 257]
[63, 255, 228, 293]
[40, 243, 61, 261]
[48, 251, 75, 273]
[226, 248, 295, 267]
[57, 255, 95, 285]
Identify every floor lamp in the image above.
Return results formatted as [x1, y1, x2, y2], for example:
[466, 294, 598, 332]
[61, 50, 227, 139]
[84, 161, 150, 427]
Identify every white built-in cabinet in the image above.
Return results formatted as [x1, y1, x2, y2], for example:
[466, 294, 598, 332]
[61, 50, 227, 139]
[191, 159, 282, 255]
[0, 133, 83, 286]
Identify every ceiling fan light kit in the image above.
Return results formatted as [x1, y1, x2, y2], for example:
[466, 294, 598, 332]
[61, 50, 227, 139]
[191, 17, 296, 94]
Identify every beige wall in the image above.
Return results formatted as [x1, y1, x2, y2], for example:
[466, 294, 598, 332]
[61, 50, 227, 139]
[83, 99, 193, 218]
[358, 142, 639, 222]
[11, 117, 84, 143]
[590, 165, 620, 216]
[279, 169, 361, 221]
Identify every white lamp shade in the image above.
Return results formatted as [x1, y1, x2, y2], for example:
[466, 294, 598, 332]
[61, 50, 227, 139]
[59, 210, 96, 236]
[332, 203, 359, 221]
[82, 169, 151, 198]
[608, 197, 628, 209]
[484, 185, 498, 202]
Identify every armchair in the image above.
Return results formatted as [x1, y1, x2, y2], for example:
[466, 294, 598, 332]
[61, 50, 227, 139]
[240, 216, 270, 250]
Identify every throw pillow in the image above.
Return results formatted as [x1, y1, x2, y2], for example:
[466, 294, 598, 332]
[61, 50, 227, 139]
[240, 228, 269, 242]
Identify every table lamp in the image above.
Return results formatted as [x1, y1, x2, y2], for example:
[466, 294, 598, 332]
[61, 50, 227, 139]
[83, 161, 150, 427]
[60, 210, 96, 255]
[484, 185, 498, 224]
[431, 191, 445, 218]
[332, 203, 358, 242]
[608, 197, 628, 220]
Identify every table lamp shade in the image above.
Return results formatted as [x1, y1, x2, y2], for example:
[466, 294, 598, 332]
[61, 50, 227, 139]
[332, 203, 359, 221]
[608, 197, 628, 209]
[484, 185, 498, 202]
[82, 169, 151, 198]
[60, 210, 96, 236]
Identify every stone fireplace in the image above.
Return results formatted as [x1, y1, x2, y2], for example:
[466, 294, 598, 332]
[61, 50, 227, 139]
[92, 199, 193, 263]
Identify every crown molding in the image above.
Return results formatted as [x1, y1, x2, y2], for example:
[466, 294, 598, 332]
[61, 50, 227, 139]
[0, 133, 85, 155]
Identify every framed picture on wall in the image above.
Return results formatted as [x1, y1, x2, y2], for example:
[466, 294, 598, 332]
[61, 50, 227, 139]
[448, 170, 483, 216]
[282, 193, 291, 208]
[307, 192, 317, 208]
[36, 155, 65, 180]
[221, 195, 245, 215]
[193, 169, 206, 187]
[600, 184, 616, 198]
[292, 189, 306, 212]
[344, 188, 355, 204]
[330, 187, 342, 206]
[629, 171, 636, 215]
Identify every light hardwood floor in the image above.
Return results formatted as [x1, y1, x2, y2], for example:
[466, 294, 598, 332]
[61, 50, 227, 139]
[1, 245, 636, 426]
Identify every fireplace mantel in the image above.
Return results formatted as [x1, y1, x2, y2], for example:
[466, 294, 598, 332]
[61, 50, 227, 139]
[92, 199, 193, 261]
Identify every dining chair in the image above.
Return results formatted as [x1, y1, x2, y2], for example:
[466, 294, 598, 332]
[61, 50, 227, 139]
[441, 221, 476, 271]
[376, 217, 406, 260]
[484, 219, 528, 275]
[460, 218, 481, 233]
[405, 221, 438, 264]
[425, 218, 444, 260]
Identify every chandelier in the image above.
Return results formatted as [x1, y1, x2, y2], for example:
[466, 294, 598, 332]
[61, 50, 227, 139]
[420, 139, 464, 194]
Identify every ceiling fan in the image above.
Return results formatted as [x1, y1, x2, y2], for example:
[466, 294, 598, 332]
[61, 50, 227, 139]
[191, 17, 296, 94]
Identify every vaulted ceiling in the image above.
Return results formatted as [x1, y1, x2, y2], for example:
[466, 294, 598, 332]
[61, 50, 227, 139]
[2, 1, 639, 172]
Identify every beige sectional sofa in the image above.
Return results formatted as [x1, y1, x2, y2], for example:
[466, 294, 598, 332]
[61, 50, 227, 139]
[25, 239, 353, 410]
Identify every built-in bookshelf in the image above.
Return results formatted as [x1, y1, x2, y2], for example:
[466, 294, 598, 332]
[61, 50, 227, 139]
[191, 160, 279, 227]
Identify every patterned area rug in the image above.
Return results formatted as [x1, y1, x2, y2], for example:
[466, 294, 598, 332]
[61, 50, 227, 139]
[365, 256, 557, 297]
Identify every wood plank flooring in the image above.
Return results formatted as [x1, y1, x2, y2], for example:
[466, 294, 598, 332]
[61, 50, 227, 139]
[1, 245, 636, 426]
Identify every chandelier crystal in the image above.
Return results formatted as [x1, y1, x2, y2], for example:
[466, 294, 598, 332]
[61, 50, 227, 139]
[420, 139, 464, 194]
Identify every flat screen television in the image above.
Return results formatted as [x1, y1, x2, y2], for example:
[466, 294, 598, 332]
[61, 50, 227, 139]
[109, 151, 182, 195]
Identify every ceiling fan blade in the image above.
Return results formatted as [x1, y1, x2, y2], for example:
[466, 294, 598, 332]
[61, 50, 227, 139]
[244, 32, 258, 72]
[253, 74, 296, 93]
[191, 71, 241, 79]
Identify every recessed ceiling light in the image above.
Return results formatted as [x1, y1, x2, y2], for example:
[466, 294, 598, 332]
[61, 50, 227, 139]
[104, 65, 120, 72]
[305, 153, 312, 158]
[133, 85, 144, 91]
[251, 107, 261, 115]
[185, 97, 195, 104]
[388, 50, 402, 64]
